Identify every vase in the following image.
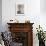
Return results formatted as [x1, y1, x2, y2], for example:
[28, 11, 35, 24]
[39, 40, 45, 46]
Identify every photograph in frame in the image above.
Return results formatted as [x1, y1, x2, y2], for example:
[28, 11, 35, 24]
[16, 3, 24, 15]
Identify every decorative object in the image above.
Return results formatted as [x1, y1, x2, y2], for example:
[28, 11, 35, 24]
[10, 20, 13, 21]
[8, 19, 19, 23]
[44, 31, 46, 41]
[1, 31, 12, 46]
[0, 32, 5, 46]
[25, 20, 30, 23]
[16, 3, 24, 15]
[36, 25, 45, 46]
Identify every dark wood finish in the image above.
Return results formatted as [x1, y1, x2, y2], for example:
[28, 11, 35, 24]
[7, 23, 34, 46]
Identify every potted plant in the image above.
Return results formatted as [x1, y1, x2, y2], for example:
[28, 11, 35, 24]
[36, 25, 45, 46]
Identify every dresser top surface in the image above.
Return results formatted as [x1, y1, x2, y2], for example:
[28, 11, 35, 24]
[7, 23, 34, 25]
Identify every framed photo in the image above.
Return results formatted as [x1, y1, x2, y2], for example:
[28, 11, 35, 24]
[16, 3, 24, 15]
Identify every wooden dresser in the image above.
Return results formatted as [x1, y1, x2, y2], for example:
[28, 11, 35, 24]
[7, 23, 34, 46]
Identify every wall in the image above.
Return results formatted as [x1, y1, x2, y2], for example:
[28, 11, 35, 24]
[2, 0, 46, 46]
[40, 0, 46, 32]
[2, 0, 40, 30]
[0, 0, 2, 32]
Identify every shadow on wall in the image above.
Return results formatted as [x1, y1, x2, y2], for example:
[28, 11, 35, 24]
[0, 0, 2, 32]
[40, 0, 46, 13]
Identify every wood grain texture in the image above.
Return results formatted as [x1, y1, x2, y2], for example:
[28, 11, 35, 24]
[7, 23, 34, 46]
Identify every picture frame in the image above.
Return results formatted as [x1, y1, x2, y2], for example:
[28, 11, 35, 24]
[16, 3, 24, 15]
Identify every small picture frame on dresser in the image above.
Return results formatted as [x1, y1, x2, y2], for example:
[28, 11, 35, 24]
[16, 3, 24, 16]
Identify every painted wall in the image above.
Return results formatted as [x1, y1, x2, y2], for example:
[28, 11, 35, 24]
[40, 0, 46, 32]
[2, 0, 40, 30]
[0, 0, 2, 32]
[2, 0, 46, 46]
